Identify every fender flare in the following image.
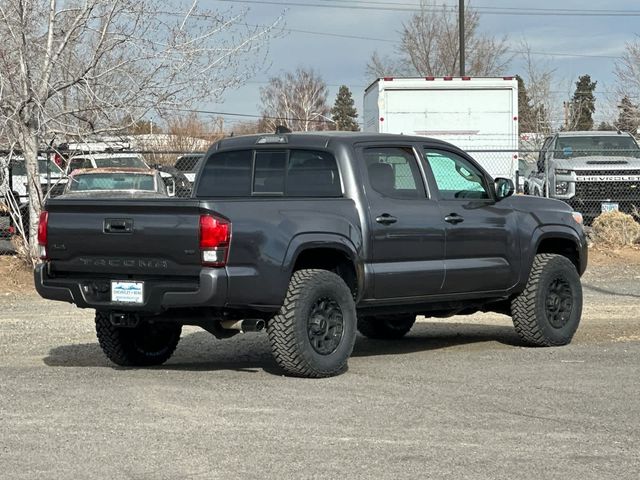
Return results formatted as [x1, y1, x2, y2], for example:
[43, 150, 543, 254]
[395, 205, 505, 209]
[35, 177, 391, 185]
[281, 233, 363, 299]
[521, 224, 586, 288]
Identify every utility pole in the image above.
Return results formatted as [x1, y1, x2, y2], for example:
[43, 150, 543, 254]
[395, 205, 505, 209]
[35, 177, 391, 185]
[459, 0, 465, 77]
[563, 101, 571, 130]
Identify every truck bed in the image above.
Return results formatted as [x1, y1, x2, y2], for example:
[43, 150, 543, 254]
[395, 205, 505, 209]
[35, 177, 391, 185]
[37, 196, 361, 313]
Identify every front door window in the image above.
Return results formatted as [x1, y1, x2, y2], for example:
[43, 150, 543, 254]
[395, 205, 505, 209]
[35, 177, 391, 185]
[423, 150, 490, 200]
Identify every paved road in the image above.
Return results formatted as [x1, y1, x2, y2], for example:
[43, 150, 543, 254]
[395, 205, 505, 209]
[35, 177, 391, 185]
[1, 267, 639, 479]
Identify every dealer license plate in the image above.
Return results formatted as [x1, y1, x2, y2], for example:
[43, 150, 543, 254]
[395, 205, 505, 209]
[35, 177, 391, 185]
[601, 202, 619, 213]
[111, 281, 144, 304]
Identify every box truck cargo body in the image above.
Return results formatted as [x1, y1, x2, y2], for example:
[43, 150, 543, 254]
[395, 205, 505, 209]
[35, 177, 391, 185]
[364, 77, 519, 180]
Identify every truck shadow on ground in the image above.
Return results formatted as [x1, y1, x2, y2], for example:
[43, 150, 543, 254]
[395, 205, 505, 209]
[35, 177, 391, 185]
[43, 322, 525, 374]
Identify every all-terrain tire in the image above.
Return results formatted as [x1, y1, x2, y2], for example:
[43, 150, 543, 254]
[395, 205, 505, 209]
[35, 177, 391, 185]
[95, 312, 182, 366]
[357, 314, 416, 339]
[511, 254, 582, 346]
[267, 269, 357, 378]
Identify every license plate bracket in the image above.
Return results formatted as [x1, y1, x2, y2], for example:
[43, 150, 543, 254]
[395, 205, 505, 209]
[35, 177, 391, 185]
[111, 281, 144, 304]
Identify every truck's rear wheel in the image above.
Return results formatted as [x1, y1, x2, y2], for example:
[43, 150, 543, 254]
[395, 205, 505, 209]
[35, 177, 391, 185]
[267, 269, 357, 378]
[357, 314, 416, 339]
[95, 312, 182, 366]
[511, 254, 582, 346]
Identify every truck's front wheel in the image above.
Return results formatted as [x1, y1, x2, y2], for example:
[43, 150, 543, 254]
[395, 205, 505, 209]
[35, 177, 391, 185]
[511, 254, 582, 346]
[267, 269, 357, 378]
[357, 314, 416, 339]
[95, 312, 182, 366]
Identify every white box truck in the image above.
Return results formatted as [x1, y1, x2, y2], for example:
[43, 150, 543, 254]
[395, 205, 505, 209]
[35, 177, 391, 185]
[364, 76, 519, 181]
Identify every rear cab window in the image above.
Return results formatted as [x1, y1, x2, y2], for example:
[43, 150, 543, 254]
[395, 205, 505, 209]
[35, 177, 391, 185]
[197, 149, 342, 198]
[68, 157, 93, 171]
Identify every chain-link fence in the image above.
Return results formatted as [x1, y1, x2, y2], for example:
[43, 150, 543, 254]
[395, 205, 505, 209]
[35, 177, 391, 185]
[2, 143, 640, 256]
[0, 149, 206, 255]
[467, 147, 640, 225]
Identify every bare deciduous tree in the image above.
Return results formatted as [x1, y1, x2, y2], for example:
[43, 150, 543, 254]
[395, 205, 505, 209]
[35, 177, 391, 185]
[133, 113, 223, 166]
[165, 113, 223, 152]
[0, 0, 282, 260]
[366, 1, 511, 78]
[228, 119, 267, 136]
[259, 67, 330, 132]
[519, 41, 555, 139]
[615, 36, 640, 105]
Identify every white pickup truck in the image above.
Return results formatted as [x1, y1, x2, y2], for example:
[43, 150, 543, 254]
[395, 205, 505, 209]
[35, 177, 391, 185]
[525, 131, 640, 223]
[0, 156, 64, 203]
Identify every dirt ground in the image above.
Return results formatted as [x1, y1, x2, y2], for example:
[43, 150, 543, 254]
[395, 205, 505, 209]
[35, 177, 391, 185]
[587, 245, 640, 266]
[1, 253, 639, 480]
[0, 255, 34, 294]
[1, 248, 639, 479]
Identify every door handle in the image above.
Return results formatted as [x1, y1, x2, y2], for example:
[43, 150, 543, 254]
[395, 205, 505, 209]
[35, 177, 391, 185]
[444, 213, 464, 224]
[376, 214, 397, 225]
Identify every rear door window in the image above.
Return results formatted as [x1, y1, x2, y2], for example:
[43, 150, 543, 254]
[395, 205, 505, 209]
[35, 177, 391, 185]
[363, 147, 426, 199]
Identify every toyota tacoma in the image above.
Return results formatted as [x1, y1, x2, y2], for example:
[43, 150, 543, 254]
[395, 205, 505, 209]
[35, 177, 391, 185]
[35, 132, 587, 377]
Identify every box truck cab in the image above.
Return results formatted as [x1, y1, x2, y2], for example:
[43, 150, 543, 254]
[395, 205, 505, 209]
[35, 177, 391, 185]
[364, 77, 519, 181]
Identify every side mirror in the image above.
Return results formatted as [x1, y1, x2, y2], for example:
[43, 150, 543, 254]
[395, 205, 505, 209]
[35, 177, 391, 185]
[166, 178, 176, 197]
[495, 177, 514, 200]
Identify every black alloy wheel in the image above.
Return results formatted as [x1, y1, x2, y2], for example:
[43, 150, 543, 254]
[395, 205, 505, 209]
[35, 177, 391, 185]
[307, 297, 344, 355]
[545, 277, 573, 329]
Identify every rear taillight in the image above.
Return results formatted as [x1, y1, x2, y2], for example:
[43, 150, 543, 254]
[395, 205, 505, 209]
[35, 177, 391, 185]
[199, 215, 230, 267]
[37, 211, 48, 259]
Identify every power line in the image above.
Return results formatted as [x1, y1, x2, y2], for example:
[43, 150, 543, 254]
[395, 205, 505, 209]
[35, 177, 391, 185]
[217, 0, 640, 16]
[271, 25, 622, 59]
[313, 0, 640, 15]
[163, 107, 362, 125]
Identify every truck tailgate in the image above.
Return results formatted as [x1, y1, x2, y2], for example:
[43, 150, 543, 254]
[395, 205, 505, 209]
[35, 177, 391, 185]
[45, 199, 206, 277]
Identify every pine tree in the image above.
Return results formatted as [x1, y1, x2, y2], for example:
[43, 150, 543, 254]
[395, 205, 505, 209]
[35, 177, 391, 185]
[569, 75, 597, 131]
[614, 96, 640, 134]
[331, 86, 359, 131]
[516, 75, 536, 134]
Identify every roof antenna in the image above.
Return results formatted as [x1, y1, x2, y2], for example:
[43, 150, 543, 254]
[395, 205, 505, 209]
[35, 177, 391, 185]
[275, 125, 291, 134]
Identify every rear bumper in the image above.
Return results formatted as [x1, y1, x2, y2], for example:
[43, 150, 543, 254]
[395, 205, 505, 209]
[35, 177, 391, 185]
[34, 264, 228, 313]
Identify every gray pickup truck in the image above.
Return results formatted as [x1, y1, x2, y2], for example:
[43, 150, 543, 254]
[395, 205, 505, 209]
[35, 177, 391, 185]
[35, 132, 588, 378]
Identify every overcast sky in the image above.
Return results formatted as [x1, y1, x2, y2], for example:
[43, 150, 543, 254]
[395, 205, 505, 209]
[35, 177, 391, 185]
[201, 0, 640, 130]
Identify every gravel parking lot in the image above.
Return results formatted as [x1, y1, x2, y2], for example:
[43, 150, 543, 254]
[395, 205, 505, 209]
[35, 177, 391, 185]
[1, 252, 639, 479]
